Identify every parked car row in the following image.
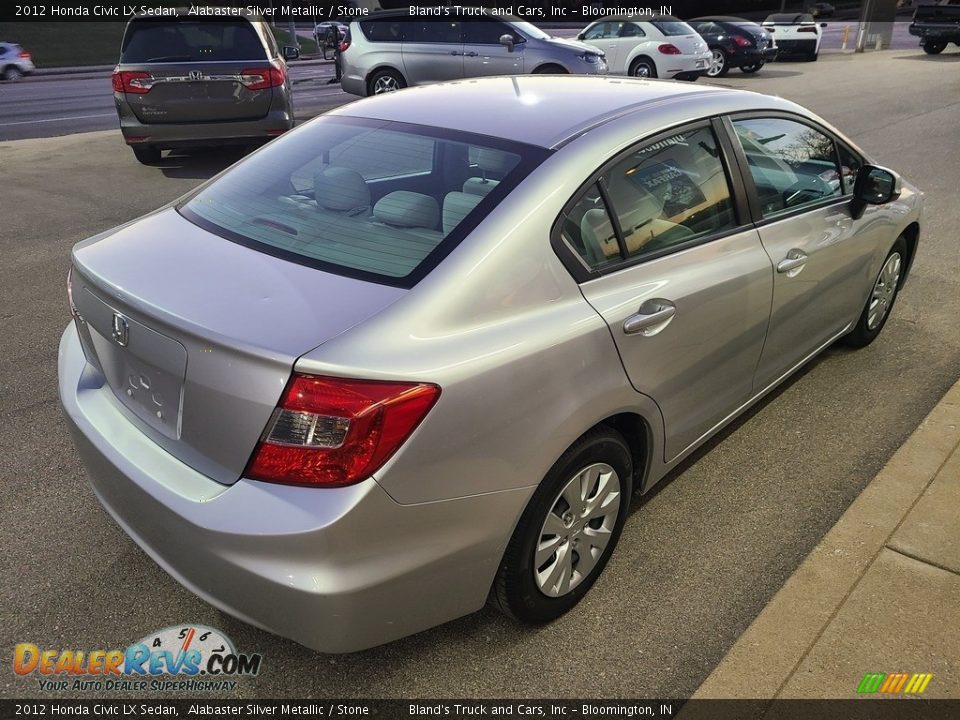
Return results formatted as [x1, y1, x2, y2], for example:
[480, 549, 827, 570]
[339, 11, 831, 97]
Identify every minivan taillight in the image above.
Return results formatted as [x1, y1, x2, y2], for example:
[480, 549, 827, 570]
[246, 374, 441, 487]
[338, 40, 350, 52]
[658, 43, 682, 55]
[112, 70, 153, 94]
[239, 67, 285, 90]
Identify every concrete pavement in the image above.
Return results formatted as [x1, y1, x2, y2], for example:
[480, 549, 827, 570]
[691, 379, 960, 701]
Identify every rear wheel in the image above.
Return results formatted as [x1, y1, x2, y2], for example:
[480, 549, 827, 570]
[922, 42, 946, 55]
[2, 65, 23, 81]
[706, 49, 729, 77]
[368, 68, 405, 95]
[629, 56, 657, 78]
[131, 146, 162, 165]
[844, 237, 907, 348]
[740, 62, 764, 73]
[492, 427, 633, 623]
[533, 64, 568, 74]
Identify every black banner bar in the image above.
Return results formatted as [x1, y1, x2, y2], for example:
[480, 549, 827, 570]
[3, 700, 960, 720]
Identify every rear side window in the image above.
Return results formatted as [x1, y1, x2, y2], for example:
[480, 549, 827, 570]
[651, 21, 697, 36]
[121, 19, 266, 63]
[732, 117, 842, 218]
[359, 19, 406, 42]
[180, 117, 543, 286]
[560, 126, 737, 272]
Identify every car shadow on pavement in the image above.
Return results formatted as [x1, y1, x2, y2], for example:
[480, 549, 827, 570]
[157, 146, 252, 180]
[895, 52, 960, 62]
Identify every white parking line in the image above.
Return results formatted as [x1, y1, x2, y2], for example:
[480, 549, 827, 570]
[0, 112, 114, 127]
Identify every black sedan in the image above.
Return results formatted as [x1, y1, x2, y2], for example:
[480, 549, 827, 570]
[688, 16, 779, 77]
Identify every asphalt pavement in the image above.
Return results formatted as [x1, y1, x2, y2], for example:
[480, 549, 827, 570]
[2, 49, 959, 699]
[0, 20, 924, 142]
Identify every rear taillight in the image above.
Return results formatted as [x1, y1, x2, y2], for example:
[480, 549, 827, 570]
[657, 43, 682, 55]
[111, 70, 153, 94]
[732, 35, 753, 47]
[797, 26, 818, 34]
[338, 40, 350, 53]
[246, 374, 441, 488]
[239, 67, 285, 90]
[18, 51, 30, 59]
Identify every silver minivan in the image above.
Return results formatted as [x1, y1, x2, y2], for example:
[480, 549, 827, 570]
[340, 12, 607, 96]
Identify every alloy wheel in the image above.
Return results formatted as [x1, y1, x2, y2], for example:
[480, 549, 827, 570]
[373, 75, 399, 94]
[535, 462, 621, 597]
[707, 50, 726, 77]
[866, 252, 902, 331]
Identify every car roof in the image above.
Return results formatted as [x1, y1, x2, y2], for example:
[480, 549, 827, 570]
[331, 76, 787, 149]
[691, 16, 758, 24]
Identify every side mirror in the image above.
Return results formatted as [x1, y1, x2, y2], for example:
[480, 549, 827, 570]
[850, 165, 901, 219]
[499, 33, 515, 51]
[577, 32, 586, 40]
[283, 46, 300, 61]
[820, 22, 828, 28]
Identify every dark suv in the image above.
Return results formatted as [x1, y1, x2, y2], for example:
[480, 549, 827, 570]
[112, 13, 298, 164]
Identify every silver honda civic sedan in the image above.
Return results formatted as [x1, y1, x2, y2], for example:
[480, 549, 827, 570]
[59, 76, 921, 653]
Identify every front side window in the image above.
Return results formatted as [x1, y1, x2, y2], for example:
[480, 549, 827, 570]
[181, 117, 541, 285]
[583, 22, 619, 40]
[732, 117, 842, 218]
[464, 21, 514, 44]
[621, 23, 646, 38]
[602, 126, 737, 260]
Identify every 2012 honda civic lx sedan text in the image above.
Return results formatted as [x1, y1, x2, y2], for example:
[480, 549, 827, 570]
[59, 77, 921, 653]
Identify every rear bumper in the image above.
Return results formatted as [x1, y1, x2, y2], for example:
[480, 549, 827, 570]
[58, 323, 530, 653]
[116, 100, 294, 148]
[909, 24, 960, 41]
[663, 51, 712, 79]
[737, 47, 779, 65]
[773, 38, 818, 54]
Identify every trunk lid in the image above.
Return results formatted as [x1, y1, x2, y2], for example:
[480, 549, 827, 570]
[70, 208, 406, 484]
[121, 62, 276, 124]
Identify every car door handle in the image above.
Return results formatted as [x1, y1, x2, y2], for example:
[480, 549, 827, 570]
[450, 51, 461, 56]
[464, 51, 478, 57]
[623, 299, 677, 337]
[777, 250, 808, 276]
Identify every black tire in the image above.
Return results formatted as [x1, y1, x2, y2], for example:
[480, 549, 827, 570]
[532, 64, 568, 74]
[844, 236, 907, 348]
[922, 42, 946, 55]
[740, 62, 764, 74]
[628, 56, 657, 78]
[2, 65, 23, 81]
[367, 68, 405, 96]
[492, 427, 633, 624]
[131, 146, 162, 165]
[706, 49, 729, 77]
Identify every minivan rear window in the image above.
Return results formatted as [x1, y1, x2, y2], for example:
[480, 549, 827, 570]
[179, 117, 548, 288]
[121, 19, 266, 63]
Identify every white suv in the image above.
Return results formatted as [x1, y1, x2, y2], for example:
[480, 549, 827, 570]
[577, 16, 711, 80]
[0, 42, 34, 81]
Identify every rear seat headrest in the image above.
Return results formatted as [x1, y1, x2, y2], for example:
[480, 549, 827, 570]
[463, 177, 499, 197]
[442, 191, 483, 234]
[313, 166, 370, 212]
[470, 147, 516, 176]
[373, 191, 439, 230]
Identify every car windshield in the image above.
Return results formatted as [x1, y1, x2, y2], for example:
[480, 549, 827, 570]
[180, 117, 544, 286]
[651, 21, 696, 36]
[121, 19, 266, 63]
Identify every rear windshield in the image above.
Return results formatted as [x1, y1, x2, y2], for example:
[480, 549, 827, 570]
[764, 14, 814, 24]
[121, 19, 266, 63]
[180, 117, 545, 287]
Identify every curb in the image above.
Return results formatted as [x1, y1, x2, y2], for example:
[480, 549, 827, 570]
[687, 377, 960, 701]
